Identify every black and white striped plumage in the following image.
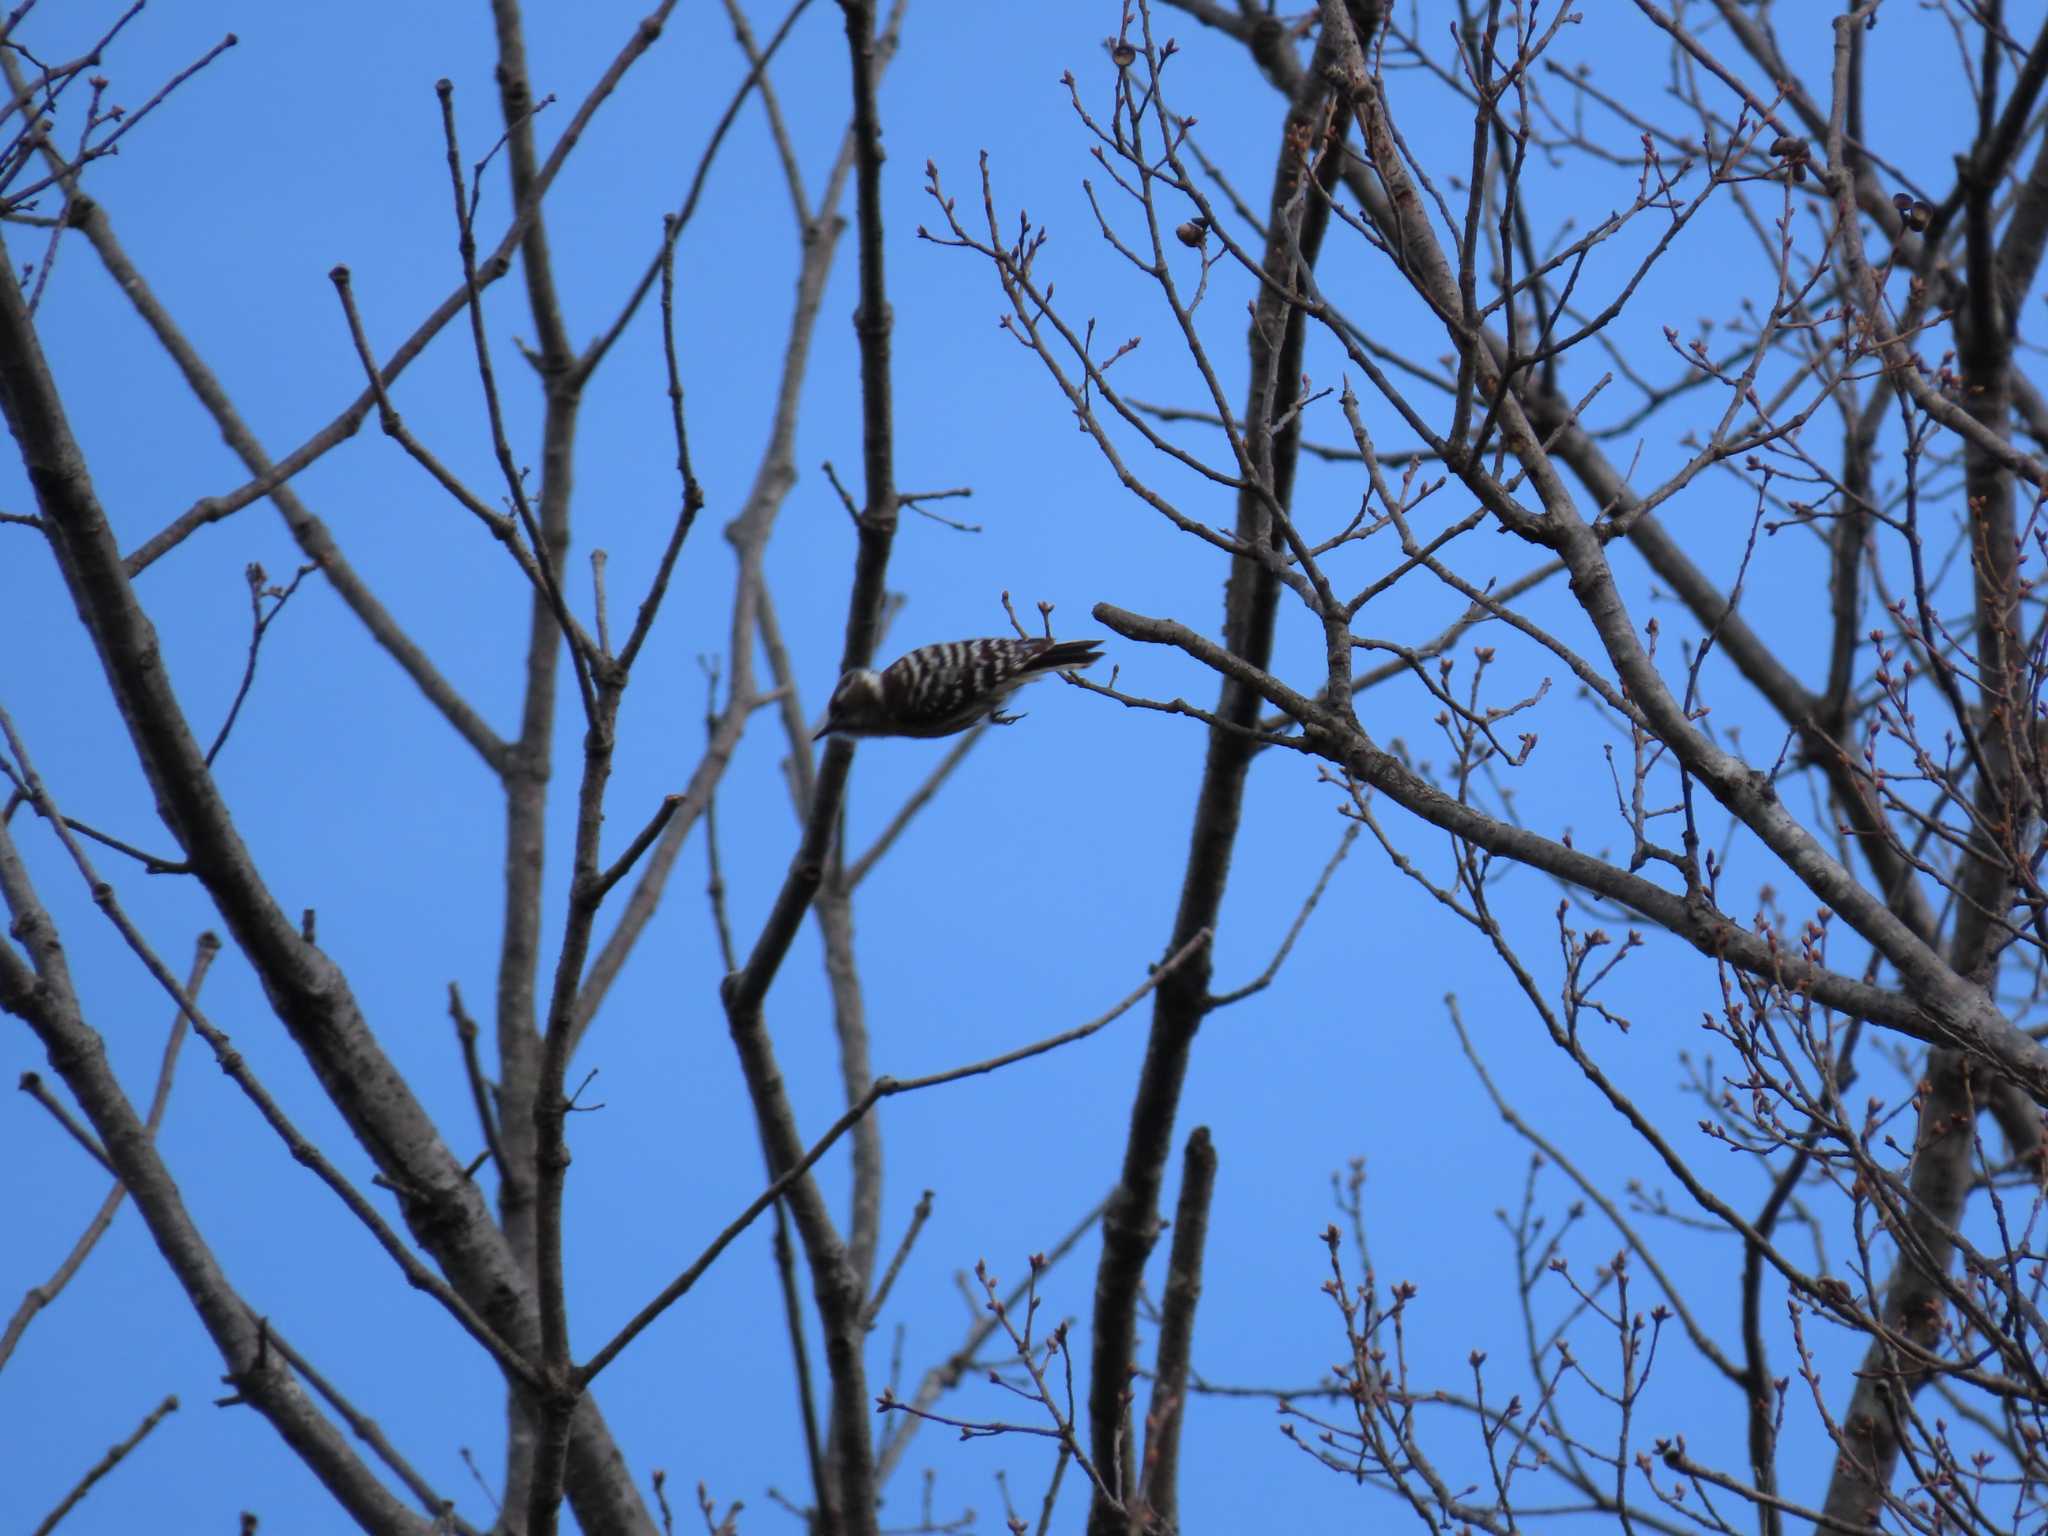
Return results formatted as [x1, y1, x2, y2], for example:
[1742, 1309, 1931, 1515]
[816, 637, 1103, 740]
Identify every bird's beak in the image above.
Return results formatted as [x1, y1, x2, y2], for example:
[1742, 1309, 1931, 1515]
[812, 722, 834, 742]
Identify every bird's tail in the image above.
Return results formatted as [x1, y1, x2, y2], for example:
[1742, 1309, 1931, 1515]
[1031, 638, 1103, 673]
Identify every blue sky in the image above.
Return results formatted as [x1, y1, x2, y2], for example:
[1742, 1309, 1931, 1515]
[1, 3, 2011, 1533]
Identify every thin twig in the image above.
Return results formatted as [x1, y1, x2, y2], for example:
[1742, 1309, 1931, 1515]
[447, 983, 506, 1182]
[590, 550, 613, 658]
[206, 561, 318, 768]
[264, 1324, 476, 1532]
[901, 486, 982, 533]
[611, 220, 704, 678]
[434, 78, 597, 722]
[17, 1070, 110, 1173]
[1206, 822, 1358, 1007]
[592, 795, 684, 902]
[861, 1188, 934, 1329]
[29, 1393, 179, 1536]
[846, 725, 987, 888]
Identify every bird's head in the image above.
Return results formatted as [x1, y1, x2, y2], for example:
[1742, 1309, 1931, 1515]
[815, 668, 884, 739]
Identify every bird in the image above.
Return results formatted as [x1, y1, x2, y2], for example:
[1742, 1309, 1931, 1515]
[815, 636, 1103, 740]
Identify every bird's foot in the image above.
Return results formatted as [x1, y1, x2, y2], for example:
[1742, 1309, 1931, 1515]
[990, 709, 1026, 727]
